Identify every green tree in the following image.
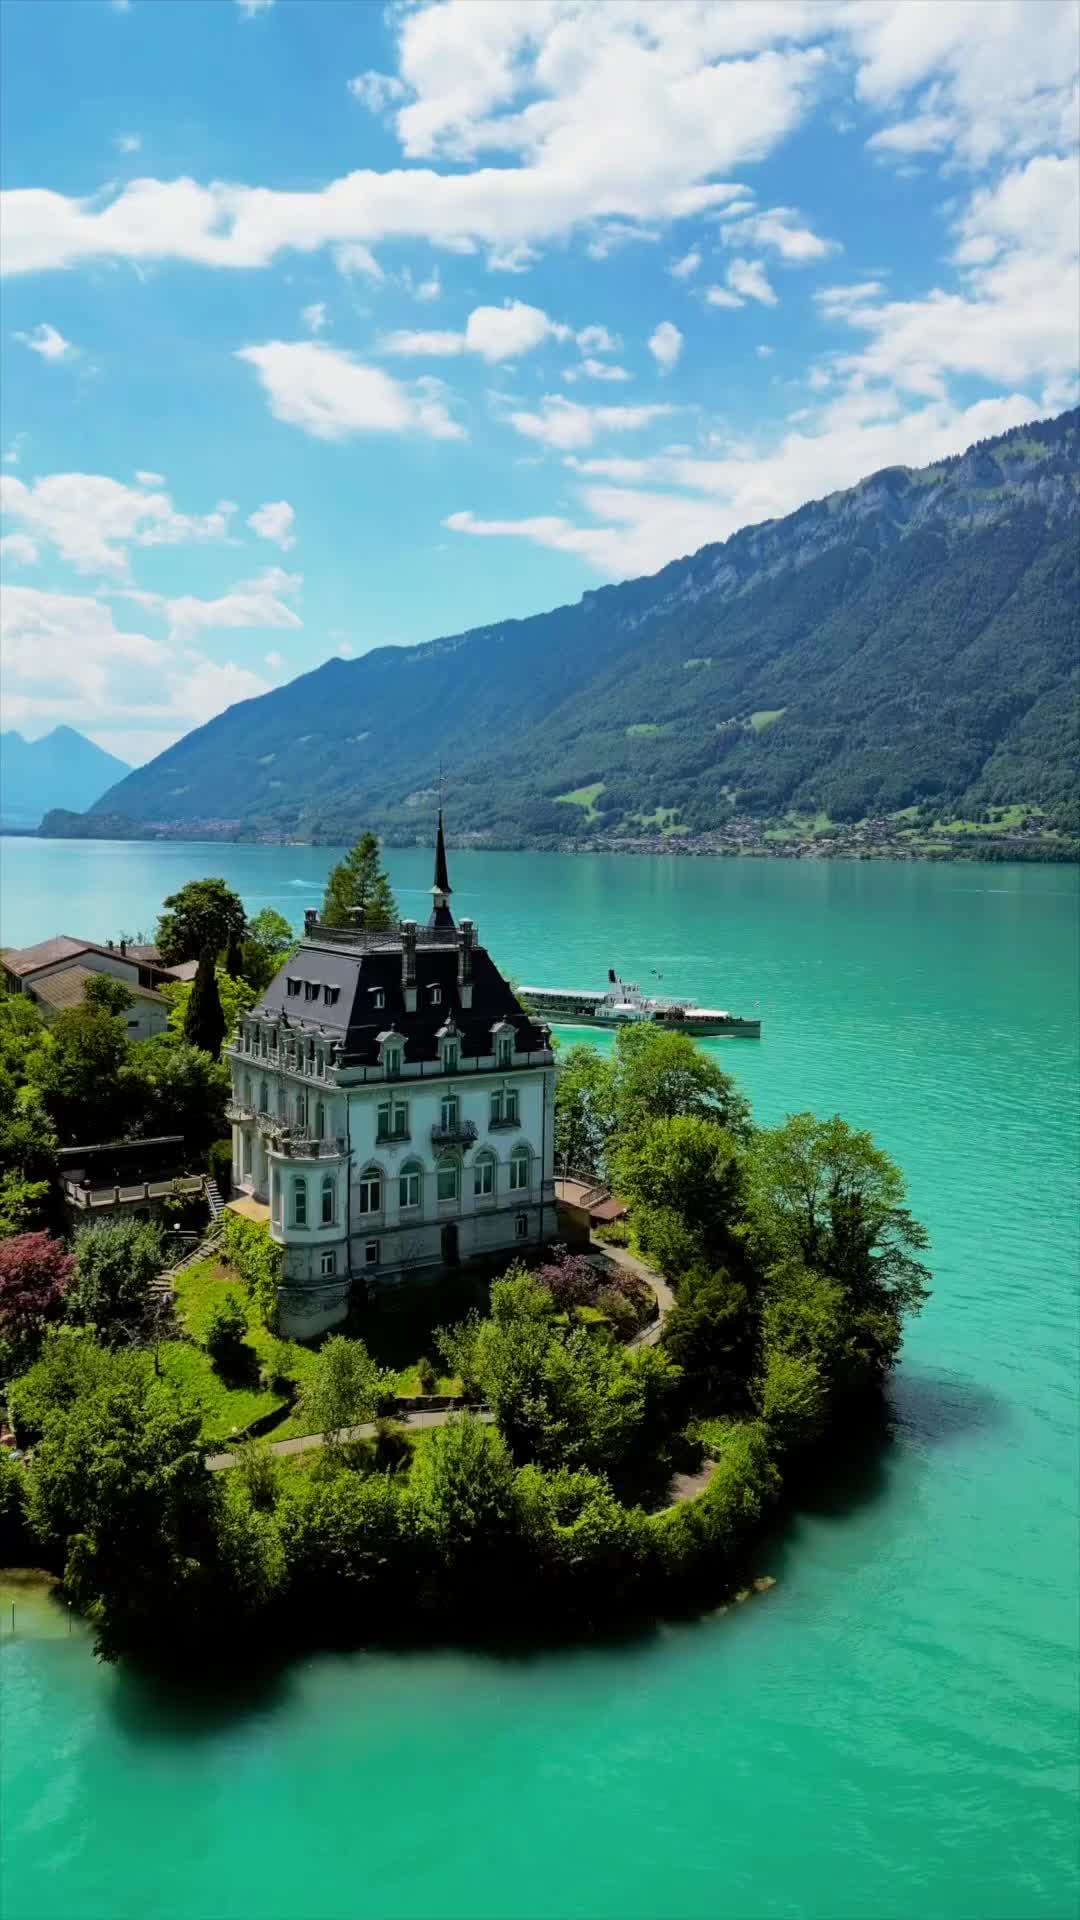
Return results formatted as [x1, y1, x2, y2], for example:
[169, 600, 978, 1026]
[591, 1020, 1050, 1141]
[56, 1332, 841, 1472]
[411, 1416, 518, 1577]
[554, 1043, 616, 1174]
[27, 1374, 220, 1663]
[747, 1113, 930, 1381]
[156, 878, 247, 967]
[612, 1024, 752, 1143]
[661, 1266, 755, 1407]
[28, 997, 133, 1144]
[613, 1113, 750, 1278]
[82, 973, 135, 1016]
[122, 1035, 229, 1155]
[301, 1335, 383, 1453]
[239, 909, 297, 992]
[164, 965, 254, 1047]
[182, 948, 227, 1059]
[0, 1170, 52, 1237]
[321, 833, 397, 930]
[204, 1292, 250, 1375]
[67, 1217, 164, 1347]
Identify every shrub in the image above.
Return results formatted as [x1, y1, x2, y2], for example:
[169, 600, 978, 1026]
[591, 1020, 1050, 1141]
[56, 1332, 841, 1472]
[222, 1213, 280, 1331]
[68, 1218, 164, 1347]
[415, 1355, 437, 1395]
[0, 1232, 74, 1372]
[0, 1448, 35, 1564]
[233, 1438, 280, 1512]
[595, 1220, 630, 1247]
[208, 1138, 233, 1201]
[7, 1329, 138, 1445]
[205, 1292, 250, 1373]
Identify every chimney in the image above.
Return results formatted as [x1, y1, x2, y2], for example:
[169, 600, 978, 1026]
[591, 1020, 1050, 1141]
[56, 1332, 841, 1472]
[304, 909, 317, 932]
[400, 920, 417, 1013]
[107, 939, 114, 950]
[348, 905, 365, 930]
[119, 939, 127, 957]
[458, 919, 475, 1010]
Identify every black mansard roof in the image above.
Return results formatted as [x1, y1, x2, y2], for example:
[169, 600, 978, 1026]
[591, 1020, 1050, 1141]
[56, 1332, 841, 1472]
[252, 924, 549, 1068]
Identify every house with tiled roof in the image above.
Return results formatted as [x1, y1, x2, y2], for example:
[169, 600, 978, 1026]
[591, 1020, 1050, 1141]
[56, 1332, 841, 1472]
[2, 933, 179, 1040]
[226, 814, 557, 1337]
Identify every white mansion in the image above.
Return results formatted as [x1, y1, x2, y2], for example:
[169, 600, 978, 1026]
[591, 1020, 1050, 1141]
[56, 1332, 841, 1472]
[226, 817, 557, 1336]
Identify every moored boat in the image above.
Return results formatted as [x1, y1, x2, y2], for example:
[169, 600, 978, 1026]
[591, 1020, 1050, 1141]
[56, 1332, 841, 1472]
[521, 973, 760, 1038]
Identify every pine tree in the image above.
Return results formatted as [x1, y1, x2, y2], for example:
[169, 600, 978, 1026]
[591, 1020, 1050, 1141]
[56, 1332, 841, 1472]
[321, 832, 398, 930]
[223, 928, 244, 978]
[183, 947, 226, 1059]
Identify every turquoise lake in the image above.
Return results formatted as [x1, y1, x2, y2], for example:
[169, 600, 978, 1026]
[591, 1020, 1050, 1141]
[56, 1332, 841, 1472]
[1, 838, 1078, 1920]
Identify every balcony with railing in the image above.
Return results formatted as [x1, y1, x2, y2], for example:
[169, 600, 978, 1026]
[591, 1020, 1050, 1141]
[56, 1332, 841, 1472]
[226, 1100, 255, 1124]
[430, 1118, 478, 1147]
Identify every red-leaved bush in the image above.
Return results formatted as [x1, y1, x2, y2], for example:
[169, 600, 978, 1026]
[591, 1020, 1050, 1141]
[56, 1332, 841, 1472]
[0, 1232, 74, 1364]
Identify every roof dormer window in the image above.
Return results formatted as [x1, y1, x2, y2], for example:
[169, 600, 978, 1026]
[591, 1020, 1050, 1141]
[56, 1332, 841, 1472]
[304, 981, 319, 1002]
[430, 984, 442, 1007]
[323, 985, 339, 1007]
[286, 977, 301, 997]
[371, 988, 385, 1010]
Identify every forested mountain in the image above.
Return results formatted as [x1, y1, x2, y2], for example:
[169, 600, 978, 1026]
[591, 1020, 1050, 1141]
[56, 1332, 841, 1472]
[1, 726, 129, 829]
[54, 410, 1079, 845]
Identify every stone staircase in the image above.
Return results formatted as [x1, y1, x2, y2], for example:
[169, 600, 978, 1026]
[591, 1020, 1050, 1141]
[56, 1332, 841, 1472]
[203, 1177, 225, 1222]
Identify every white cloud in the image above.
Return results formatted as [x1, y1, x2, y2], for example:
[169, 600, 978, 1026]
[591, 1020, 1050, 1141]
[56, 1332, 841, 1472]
[0, 533, 39, 566]
[648, 320, 683, 371]
[247, 499, 296, 549]
[381, 328, 465, 358]
[349, 70, 406, 112]
[720, 204, 834, 261]
[265, 649, 285, 669]
[14, 322, 77, 361]
[705, 286, 745, 310]
[506, 395, 675, 452]
[301, 301, 327, 333]
[487, 243, 538, 273]
[334, 242, 384, 282]
[670, 249, 701, 279]
[415, 268, 442, 301]
[336, 640, 354, 657]
[0, 471, 233, 574]
[563, 359, 631, 384]
[0, 18, 824, 275]
[757, 344, 774, 358]
[383, 299, 566, 364]
[448, 386, 1044, 579]
[0, 579, 273, 765]
[727, 258, 777, 306]
[236, 339, 465, 441]
[134, 468, 166, 485]
[163, 565, 302, 641]
[866, 114, 956, 157]
[116, 132, 142, 155]
[576, 325, 618, 355]
[236, 0, 275, 16]
[821, 155, 1079, 398]
[815, 280, 886, 312]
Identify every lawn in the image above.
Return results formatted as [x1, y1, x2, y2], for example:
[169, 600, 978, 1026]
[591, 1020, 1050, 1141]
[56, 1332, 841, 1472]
[555, 782, 606, 822]
[167, 1256, 318, 1445]
[748, 708, 786, 731]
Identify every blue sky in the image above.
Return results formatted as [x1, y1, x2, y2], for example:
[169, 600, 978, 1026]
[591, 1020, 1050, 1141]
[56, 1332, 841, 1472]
[2, 0, 1077, 767]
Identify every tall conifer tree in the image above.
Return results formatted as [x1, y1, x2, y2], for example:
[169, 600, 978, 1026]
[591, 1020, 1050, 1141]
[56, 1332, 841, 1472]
[184, 948, 226, 1060]
[321, 833, 398, 929]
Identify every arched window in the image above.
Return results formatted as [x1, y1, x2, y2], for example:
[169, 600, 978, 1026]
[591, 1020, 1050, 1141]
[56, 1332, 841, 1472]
[436, 1157, 459, 1204]
[357, 1165, 383, 1216]
[473, 1150, 496, 1200]
[314, 1101, 325, 1140]
[292, 1175, 307, 1227]
[321, 1173, 335, 1226]
[508, 1144, 531, 1192]
[399, 1159, 423, 1210]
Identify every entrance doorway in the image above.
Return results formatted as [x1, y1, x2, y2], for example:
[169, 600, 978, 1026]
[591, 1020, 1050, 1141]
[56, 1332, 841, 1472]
[441, 1222, 459, 1267]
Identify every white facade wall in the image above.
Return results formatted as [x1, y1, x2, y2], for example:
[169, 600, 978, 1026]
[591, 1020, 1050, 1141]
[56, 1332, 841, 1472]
[228, 1038, 556, 1338]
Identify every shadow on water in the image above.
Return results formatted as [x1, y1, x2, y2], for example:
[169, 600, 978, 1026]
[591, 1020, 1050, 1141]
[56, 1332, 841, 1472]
[97, 1367, 1012, 1742]
[887, 1363, 1010, 1452]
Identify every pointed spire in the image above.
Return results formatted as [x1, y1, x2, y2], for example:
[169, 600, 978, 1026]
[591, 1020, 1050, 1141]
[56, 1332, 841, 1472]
[433, 807, 452, 898]
[428, 806, 455, 930]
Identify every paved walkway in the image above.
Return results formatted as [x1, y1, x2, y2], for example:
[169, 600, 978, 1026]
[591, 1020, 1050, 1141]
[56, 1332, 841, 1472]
[586, 1237, 675, 1346]
[207, 1245, 676, 1474]
[206, 1405, 492, 1472]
